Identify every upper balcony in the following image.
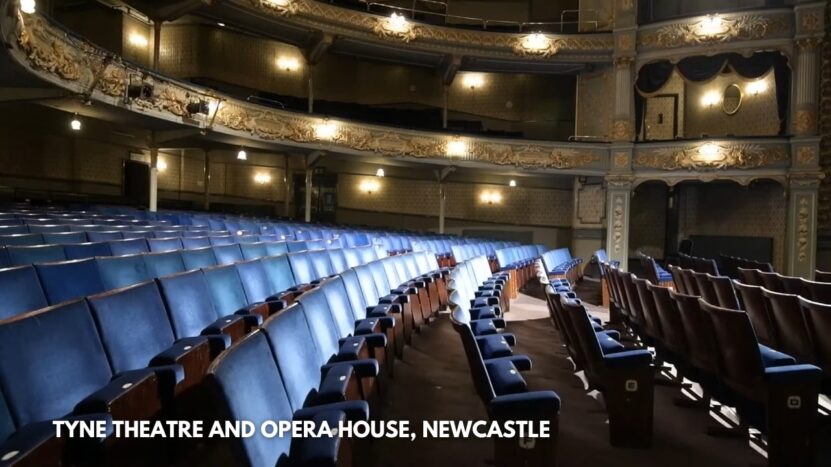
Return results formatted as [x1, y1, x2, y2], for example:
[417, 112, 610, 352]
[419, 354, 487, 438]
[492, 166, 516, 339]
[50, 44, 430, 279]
[637, 0, 794, 25]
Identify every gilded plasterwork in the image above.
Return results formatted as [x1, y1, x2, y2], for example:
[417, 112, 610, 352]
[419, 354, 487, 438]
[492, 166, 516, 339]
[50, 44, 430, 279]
[793, 109, 818, 135]
[372, 17, 418, 42]
[797, 195, 810, 262]
[635, 144, 788, 170]
[639, 14, 789, 49]
[511, 36, 559, 58]
[611, 194, 625, 254]
[797, 146, 818, 165]
[612, 120, 634, 141]
[250, 0, 298, 16]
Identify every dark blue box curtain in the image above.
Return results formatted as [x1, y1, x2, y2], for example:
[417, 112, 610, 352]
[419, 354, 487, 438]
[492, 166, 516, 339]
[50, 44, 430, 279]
[634, 52, 790, 137]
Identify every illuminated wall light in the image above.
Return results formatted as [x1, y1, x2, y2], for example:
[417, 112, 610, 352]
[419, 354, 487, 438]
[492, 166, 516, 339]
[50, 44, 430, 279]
[315, 120, 338, 140]
[70, 115, 81, 131]
[276, 56, 301, 72]
[237, 149, 248, 160]
[128, 32, 149, 48]
[698, 15, 725, 36]
[217, 22, 226, 27]
[462, 73, 485, 90]
[156, 159, 167, 172]
[700, 90, 721, 108]
[360, 179, 381, 194]
[265, 0, 291, 5]
[509, 179, 517, 187]
[375, 168, 385, 177]
[19, 0, 36, 14]
[521, 33, 550, 51]
[446, 138, 468, 157]
[386, 12, 410, 33]
[208, 100, 220, 115]
[480, 191, 503, 205]
[254, 172, 272, 185]
[697, 143, 721, 162]
[746, 80, 768, 96]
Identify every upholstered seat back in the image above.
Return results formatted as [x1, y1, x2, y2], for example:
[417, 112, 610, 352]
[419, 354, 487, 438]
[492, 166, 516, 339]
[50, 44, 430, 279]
[239, 242, 267, 261]
[180, 247, 217, 270]
[108, 238, 149, 256]
[96, 254, 150, 290]
[64, 241, 112, 260]
[202, 264, 249, 315]
[296, 288, 341, 360]
[0, 265, 48, 319]
[7, 244, 66, 266]
[158, 270, 222, 339]
[35, 259, 105, 305]
[147, 237, 183, 253]
[260, 255, 296, 295]
[181, 236, 211, 250]
[234, 260, 274, 303]
[43, 232, 86, 245]
[213, 244, 243, 266]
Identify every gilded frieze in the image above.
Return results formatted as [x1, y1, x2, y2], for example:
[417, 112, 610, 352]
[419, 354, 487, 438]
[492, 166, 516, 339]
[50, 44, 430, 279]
[639, 14, 789, 49]
[635, 143, 788, 170]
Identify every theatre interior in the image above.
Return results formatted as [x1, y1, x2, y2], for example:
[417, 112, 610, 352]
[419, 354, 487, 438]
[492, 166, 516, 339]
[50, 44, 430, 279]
[2, 0, 831, 465]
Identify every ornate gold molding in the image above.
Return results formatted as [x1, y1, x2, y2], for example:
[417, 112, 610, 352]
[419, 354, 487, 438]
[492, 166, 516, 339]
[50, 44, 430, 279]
[372, 15, 418, 42]
[635, 143, 788, 170]
[639, 14, 790, 49]
[251, 0, 299, 16]
[793, 109, 817, 135]
[511, 34, 559, 58]
[612, 120, 634, 141]
[796, 194, 810, 262]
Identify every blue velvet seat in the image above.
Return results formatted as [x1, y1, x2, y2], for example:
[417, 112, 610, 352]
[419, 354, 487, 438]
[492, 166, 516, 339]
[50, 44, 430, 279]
[212, 244, 243, 265]
[201, 264, 267, 325]
[157, 270, 246, 357]
[147, 237, 183, 253]
[263, 241, 288, 257]
[108, 238, 149, 256]
[0, 233, 43, 247]
[181, 236, 211, 250]
[209, 236, 235, 246]
[35, 259, 106, 305]
[42, 232, 87, 245]
[7, 245, 67, 266]
[86, 231, 123, 242]
[86, 281, 210, 398]
[63, 241, 112, 260]
[0, 266, 48, 320]
[27, 225, 70, 234]
[180, 247, 218, 270]
[121, 231, 155, 240]
[0, 300, 160, 466]
[260, 255, 298, 296]
[143, 251, 186, 278]
[239, 242, 267, 260]
[288, 252, 318, 284]
[95, 254, 151, 290]
[208, 331, 363, 467]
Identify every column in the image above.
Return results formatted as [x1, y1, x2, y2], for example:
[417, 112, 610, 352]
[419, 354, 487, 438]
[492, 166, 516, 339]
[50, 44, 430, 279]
[605, 175, 633, 271]
[149, 148, 159, 212]
[786, 173, 822, 278]
[611, 0, 637, 141]
[791, 2, 824, 136]
[203, 150, 210, 211]
[438, 183, 446, 233]
[304, 168, 313, 223]
[152, 21, 162, 71]
[283, 155, 291, 217]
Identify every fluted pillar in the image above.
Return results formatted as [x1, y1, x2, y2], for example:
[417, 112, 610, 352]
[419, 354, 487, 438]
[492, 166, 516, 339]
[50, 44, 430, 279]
[786, 173, 823, 278]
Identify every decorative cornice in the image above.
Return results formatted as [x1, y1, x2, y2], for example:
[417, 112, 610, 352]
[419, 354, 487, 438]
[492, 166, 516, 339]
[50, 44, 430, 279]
[638, 11, 791, 50]
[6, 9, 604, 172]
[634, 142, 789, 171]
[234, 0, 612, 60]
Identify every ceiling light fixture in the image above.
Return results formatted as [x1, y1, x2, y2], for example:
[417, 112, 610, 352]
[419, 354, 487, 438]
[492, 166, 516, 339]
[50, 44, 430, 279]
[20, 0, 36, 14]
[375, 168, 385, 177]
[70, 115, 81, 131]
[217, 22, 226, 27]
[237, 149, 248, 161]
[509, 179, 517, 187]
[315, 119, 338, 140]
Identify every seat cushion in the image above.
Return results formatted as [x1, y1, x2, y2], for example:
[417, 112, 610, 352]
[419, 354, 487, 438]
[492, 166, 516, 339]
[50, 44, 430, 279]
[759, 344, 796, 367]
[485, 359, 527, 396]
[477, 335, 513, 359]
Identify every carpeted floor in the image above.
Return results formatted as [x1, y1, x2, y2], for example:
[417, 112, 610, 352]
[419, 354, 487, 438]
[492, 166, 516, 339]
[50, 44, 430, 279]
[367, 280, 772, 467]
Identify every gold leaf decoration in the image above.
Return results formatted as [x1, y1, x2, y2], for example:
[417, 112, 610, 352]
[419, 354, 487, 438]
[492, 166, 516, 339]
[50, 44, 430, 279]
[635, 144, 788, 170]
[639, 14, 788, 49]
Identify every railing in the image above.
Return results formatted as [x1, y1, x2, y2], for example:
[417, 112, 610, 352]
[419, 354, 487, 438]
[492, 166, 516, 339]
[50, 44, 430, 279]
[637, 0, 791, 24]
[346, 0, 600, 32]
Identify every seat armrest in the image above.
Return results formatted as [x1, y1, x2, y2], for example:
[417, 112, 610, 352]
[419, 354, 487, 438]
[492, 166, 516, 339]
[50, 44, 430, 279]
[354, 318, 382, 335]
[764, 364, 823, 384]
[75, 370, 161, 421]
[489, 391, 561, 420]
[150, 337, 212, 392]
[485, 354, 532, 372]
[289, 411, 346, 466]
[0, 422, 66, 467]
[369, 303, 400, 315]
[332, 336, 367, 361]
[323, 359, 379, 379]
[294, 400, 370, 422]
[203, 315, 246, 343]
[380, 294, 408, 305]
[316, 364, 353, 404]
[602, 349, 653, 368]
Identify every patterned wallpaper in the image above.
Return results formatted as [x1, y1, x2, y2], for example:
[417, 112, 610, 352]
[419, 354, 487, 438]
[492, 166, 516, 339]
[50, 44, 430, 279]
[684, 71, 780, 137]
[677, 181, 786, 271]
[576, 67, 614, 139]
[337, 174, 573, 227]
[629, 182, 668, 258]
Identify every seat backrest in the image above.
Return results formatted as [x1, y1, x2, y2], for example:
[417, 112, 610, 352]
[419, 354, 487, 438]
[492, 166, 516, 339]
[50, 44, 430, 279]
[7, 244, 67, 266]
[209, 235, 235, 246]
[734, 281, 776, 346]
[86, 231, 123, 242]
[234, 259, 274, 304]
[182, 236, 211, 250]
[239, 242, 268, 261]
[207, 331, 295, 467]
[699, 300, 765, 394]
[0, 233, 43, 247]
[260, 255, 296, 295]
[213, 244, 244, 266]
[632, 277, 662, 340]
[308, 250, 335, 279]
[64, 241, 112, 260]
[449, 308, 497, 405]
[0, 265, 48, 319]
[758, 271, 785, 293]
[343, 248, 362, 268]
[562, 300, 606, 377]
[692, 272, 719, 305]
[799, 297, 831, 371]
[708, 275, 741, 309]
[668, 265, 686, 294]
[147, 237, 183, 253]
[319, 277, 361, 335]
[87, 281, 177, 374]
[295, 287, 342, 360]
[42, 232, 87, 245]
[327, 248, 348, 274]
[181, 247, 218, 270]
[647, 283, 689, 355]
[143, 251, 186, 278]
[761, 289, 815, 363]
[619, 272, 646, 326]
[287, 252, 316, 284]
[262, 305, 325, 411]
[354, 264, 382, 305]
[157, 270, 222, 339]
[802, 278, 831, 304]
[108, 238, 149, 256]
[340, 269, 369, 319]
[780, 275, 809, 299]
[0, 300, 113, 427]
[35, 258, 106, 305]
[96, 254, 150, 290]
[670, 289, 719, 373]
[263, 241, 288, 257]
[202, 264, 249, 316]
[738, 268, 762, 286]
[679, 268, 699, 296]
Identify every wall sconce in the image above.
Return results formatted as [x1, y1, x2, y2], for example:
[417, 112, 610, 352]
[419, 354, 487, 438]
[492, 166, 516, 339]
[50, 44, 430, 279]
[462, 73, 485, 90]
[375, 168, 385, 177]
[254, 172, 272, 184]
[480, 191, 503, 205]
[446, 137, 468, 157]
[700, 91, 721, 108]
[696, 143, 721, 162]
[360, 179, 381, 194]
[208, 100, 220, 115]
[156, 159, 167, 172]
[128, 32, 149, 48]
[265, 0, 291, 6]
[276, 56, 301, 72]
[386, 13, 410, 33]
[20, 0, 36, 14]
[697, 15, 725, 36]
[315, 119, 338, 140]
[509, 179, 517, 187]
[746, 80, 768, 96]
[237, 149, 248, 160]
[70, 114, 81, 131]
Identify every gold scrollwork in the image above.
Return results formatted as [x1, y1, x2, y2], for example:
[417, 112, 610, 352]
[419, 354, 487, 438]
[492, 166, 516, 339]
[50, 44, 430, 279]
[635, 144, 788, 170]
[639, 14, 789, 49]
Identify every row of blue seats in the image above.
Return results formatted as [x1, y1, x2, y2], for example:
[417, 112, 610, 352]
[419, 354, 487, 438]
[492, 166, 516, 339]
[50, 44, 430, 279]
[449, 256, 561, 465]
[0, 247, 448, 466]
[450, 242, 507, 262]
[540, 248, 582, 282]
[414, 238, 517, 259]
[0, 244, 385, 320]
